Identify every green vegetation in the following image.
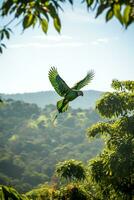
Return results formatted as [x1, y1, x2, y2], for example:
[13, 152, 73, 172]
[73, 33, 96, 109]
[56, 159, 86, 182]
[1, 0, 134, 53]
[87, 80, 134, 199]
[26, 80, 134, 200]
[0, 80, 133, 200]
[0, 185, 28, 200]
[0, 99, 103, 193]
[26, 182, 91, 200]
[86, 0, 134, 28]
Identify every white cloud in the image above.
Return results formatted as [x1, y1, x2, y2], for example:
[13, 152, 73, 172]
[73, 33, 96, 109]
[9, 41, 85, 49]
[91, 36, 119, 46]
[33, 35, 72, 42]
[9, 34, 86, 49]
[91, 38, 109, 45]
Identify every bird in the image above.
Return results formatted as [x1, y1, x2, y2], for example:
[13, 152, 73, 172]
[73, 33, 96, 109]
[48, 67, 94, 114]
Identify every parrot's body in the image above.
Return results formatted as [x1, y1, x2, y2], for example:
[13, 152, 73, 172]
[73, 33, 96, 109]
[48, 67, 94, 113]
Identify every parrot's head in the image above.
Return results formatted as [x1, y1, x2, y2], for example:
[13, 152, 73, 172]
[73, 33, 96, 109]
[78, 91, 83, 97]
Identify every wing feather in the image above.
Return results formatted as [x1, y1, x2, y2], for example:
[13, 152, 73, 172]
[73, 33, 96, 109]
[49, 67, 70, 97]
[72, 70, 94, 90]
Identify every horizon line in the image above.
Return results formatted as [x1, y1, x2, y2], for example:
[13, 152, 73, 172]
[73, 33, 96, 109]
[1, 89, 105, 95]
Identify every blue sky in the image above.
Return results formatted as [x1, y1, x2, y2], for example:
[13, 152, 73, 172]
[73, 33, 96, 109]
[0, 2, 134, 94]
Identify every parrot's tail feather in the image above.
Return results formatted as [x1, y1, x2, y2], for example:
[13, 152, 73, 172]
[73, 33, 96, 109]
[57, 99, 69, 113]
[51, 113, 58, 127]
[53, 114, 58, 122]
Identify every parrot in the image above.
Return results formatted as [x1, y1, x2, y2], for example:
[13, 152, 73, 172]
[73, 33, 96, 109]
[48, 67, 94, 114]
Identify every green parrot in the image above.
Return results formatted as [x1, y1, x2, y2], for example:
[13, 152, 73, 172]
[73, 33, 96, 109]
[49, 67, 94, 113]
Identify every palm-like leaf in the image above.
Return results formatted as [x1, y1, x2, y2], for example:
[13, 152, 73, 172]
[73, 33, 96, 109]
[48, 67, 70, 97]
[72, 70, 94, 90]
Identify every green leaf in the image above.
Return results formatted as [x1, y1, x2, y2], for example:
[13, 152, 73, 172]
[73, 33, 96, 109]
[123, 5, 131, 27]
[0, 32, 4, 40]
[1, 43, 6, 48]
[1, 185, 26, 200]
[41, 19, 48, 33]
[7, 28, 12, 33]
[9, 5, 17, 14]
[1, 0, 14, 15]
[23, 14, 35, 29]
[96, 4, 108, 18]
[0, 47, 3, 54]
[4, 29, 10, 39]
[68, 0, 73, 4]
[38, 6, 49, 21]
[86, 0, 94, 7]
[106, 9, 114, 22]
[48, 3, 57, 18]
[32, 16, 37, 28]
[113, 4, 123, 25]
[54, 17, 61, 33]
[15, 6, 25, 18]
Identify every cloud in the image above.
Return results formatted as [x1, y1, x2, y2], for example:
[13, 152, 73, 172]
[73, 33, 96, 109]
[9, 34, 86, 49]
[9, 42, 85, 49]
[33, 35, 72, 42]
[91, 36, 119, 46]
[9, 34, 119, 49]
[91, 38, 109, 45]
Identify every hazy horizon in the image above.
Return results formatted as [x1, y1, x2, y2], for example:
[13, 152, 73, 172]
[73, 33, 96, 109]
[1, 88, 104, 95]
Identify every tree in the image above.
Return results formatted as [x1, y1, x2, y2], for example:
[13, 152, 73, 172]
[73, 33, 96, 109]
[0, 0, 73, 53]
[0, 185, 28, 200]
[87, 80, 134, 199]
[55, 159, 94, 200]
[0, 0, 134, 53]
[55, 159, 86, 182]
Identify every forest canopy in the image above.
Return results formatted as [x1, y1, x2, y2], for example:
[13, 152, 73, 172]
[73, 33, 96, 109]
[0, 80, 133, 200]
[0, 99, 103, 192]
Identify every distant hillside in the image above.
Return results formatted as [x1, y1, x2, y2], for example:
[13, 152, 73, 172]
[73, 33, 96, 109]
[0, 99, 103, 192]
[1, 90, 103, 109]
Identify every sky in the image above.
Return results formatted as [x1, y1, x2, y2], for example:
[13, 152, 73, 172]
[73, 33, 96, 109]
[0, 2, 134, 94]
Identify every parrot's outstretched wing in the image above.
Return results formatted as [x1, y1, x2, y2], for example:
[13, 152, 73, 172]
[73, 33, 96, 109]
[72, 70, 94, 90]
[49, 67, 71, 97]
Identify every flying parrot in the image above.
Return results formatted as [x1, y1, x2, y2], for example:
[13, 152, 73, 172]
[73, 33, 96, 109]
[49, 67, 94, 114]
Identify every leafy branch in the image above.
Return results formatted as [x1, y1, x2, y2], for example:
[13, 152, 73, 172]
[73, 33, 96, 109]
[0, 0, 134, 54]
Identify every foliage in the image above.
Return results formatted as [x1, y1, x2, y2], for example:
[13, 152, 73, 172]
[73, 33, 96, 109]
[1, 80, 134, 199]
[0, 0, 73, 53]
[55, 159, 86, 182]
[87, 80, 134, 199]
[85, 0, 134, 28]
[25, 172, 100, 200]
[95, 80, 134, 118]
[0, 27, 12, 53]
[26, 182, 92, 200]
[58, 183, 90, 200]
[0, 0, 134, 53]
[26, 184, 59, 200]
[0, 99, 103, 192]
[0, 185, 28, 200]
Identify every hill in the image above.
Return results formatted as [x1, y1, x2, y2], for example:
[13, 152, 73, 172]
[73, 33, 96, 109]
[1, 90, 103, 109]
[0, 100, 103, 192]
